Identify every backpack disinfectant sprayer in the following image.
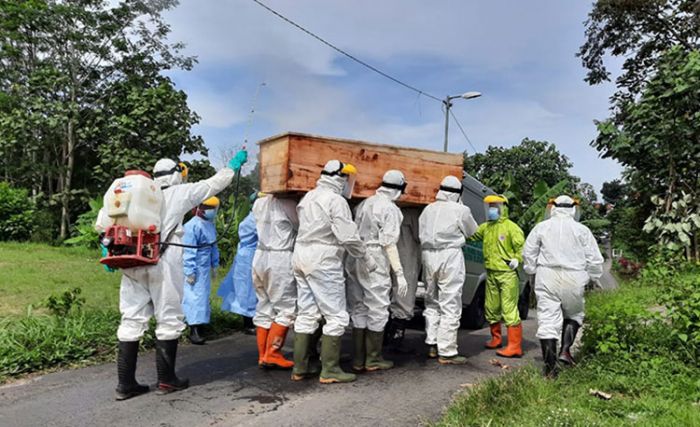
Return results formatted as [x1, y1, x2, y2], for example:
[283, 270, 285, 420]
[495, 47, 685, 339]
[96, 170, 164, 269]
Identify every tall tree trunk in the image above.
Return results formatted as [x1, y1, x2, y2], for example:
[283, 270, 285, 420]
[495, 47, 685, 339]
[59, 118, 75, 240]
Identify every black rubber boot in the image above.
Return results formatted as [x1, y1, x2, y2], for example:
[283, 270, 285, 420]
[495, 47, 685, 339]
[115, 341, 149, 401]
[558, 319, 580, 366]
[242, 316, 256, 336]
[386, 318, 408, 351]
[155, 339, 190, 394]
[188, 325, 206, 345]
[540, 339, 559, 379]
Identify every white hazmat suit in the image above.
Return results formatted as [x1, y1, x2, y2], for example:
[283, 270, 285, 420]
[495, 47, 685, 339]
[419, 176, 478, 358]
[252, 195, 299, 329]
[293, 161, 373, 337]
[347, 170, 408, 333]
[116, 160, 235, 342]
[523, 195, 604, 340]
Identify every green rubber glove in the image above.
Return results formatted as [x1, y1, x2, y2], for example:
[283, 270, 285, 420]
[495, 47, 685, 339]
[100, 244, 116, 273]
[228, 149, 248, 172]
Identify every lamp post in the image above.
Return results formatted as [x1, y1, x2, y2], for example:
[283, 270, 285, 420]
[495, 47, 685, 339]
[443, 91, 481, 152]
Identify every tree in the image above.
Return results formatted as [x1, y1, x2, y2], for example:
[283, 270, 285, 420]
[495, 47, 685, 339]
[601, 179, 626, 205]
[579, 0, 700, 117]
[594, 47, 700, 261]
[577, 182, 598, 204]
[0, 0, 203, 239]
[464, 138, 577, 217]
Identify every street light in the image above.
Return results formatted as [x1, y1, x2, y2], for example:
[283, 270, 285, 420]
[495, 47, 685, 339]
[443, 91, 482, 152]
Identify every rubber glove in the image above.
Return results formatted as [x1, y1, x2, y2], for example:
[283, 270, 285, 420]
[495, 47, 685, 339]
[228, 149, 248, 172]
[508, 259, 519, 270]
[384, 244, 407, 297]
[186, 274, 196, 285]
[99, 244, 116, 273]
[395, 273, 408, 298]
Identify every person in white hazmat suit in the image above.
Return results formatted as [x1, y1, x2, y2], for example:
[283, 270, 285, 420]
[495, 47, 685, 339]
[346, 170, 409, 373]
[419, 175, 478, 365]
[523, 195, 604, 377]
[291, 159, 378, 384]
[252, 194, 299, 369]
[109, 150, 247, 401]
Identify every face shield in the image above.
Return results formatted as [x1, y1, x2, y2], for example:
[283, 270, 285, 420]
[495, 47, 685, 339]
[153, 160, 188, 187]
[544, 197, 581, 221]
[483, 194, 507, 221]
[340, 163, 358, 199]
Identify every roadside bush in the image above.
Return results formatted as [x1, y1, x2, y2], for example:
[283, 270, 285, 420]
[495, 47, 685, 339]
[64, 197, 102, 249]
[581, 291, 668, 359]
[0, 310, 120, 380]
[44, 288, 86, 317]
[0, 182, 36, 241]
[660, 269, 700, 363]
[613, 256, 642, 277]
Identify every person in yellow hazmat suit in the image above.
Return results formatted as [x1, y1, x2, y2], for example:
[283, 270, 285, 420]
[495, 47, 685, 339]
[469, 194, 525, 358]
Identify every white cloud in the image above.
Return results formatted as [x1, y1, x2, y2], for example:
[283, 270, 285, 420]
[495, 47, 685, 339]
[163, 0, 623, 192]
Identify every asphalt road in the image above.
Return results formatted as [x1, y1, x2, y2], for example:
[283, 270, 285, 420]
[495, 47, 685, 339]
[0, 315, 541, 427]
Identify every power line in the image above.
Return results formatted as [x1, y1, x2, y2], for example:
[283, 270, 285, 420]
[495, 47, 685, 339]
[250, 0, 442, 103]
[449, 109, 479, 154]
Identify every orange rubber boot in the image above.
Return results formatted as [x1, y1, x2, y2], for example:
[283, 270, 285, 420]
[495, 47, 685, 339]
[256, 327, 269, 366]
[497, 323, 523, 358]
[485, 323, 502, 349]
[262, 323, 294, 369]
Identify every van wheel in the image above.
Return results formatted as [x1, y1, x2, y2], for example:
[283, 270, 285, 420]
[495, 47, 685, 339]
[461, 283, 486, 330]
[518, 283, 531, 321]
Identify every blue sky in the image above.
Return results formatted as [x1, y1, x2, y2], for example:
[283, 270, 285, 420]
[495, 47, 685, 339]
[162, 0, 622, 195]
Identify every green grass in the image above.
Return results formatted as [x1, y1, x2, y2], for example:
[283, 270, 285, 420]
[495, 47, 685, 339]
[0, 242, 121, 315]
[0, 242, 242, 382]
[436, 276, 700, 427]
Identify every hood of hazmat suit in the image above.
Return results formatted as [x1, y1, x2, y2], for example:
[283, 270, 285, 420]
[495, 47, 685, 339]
[419, 176, 478, 249]
[523, 195, 604, 278]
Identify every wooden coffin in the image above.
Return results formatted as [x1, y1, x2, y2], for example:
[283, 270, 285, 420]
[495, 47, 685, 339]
[257, 132, 464, 205]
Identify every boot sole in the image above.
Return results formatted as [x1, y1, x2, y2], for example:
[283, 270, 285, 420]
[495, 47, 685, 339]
[351, 366, 366, 373]
[496, 353, 523, 358]
[156, 383, 189, 395]
[291, 373, 315, 381]
[484, 344, 503, 349]
[261, 362, 294, 370]
[319, 377, 356, 384]
[438, 359, 468, 365]
[365, 365, 393, 372]
[558, 358, 575, 366]
[115, 389, 149, 401]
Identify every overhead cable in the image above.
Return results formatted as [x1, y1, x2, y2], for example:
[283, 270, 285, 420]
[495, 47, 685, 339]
[250, 0, 442, 102]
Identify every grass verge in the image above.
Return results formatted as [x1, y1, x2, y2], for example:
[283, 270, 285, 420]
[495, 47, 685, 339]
[1, 242, 242, 383]
[436, 272, 700, 427]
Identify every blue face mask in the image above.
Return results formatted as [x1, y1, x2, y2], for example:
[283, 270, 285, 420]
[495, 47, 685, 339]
[202, 209, 217, 221]
[488, 207, 500, 221]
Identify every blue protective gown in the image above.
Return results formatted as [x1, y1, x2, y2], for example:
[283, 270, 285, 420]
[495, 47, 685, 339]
[217, 211, 258, 317]
[182, 215, 219, 325]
